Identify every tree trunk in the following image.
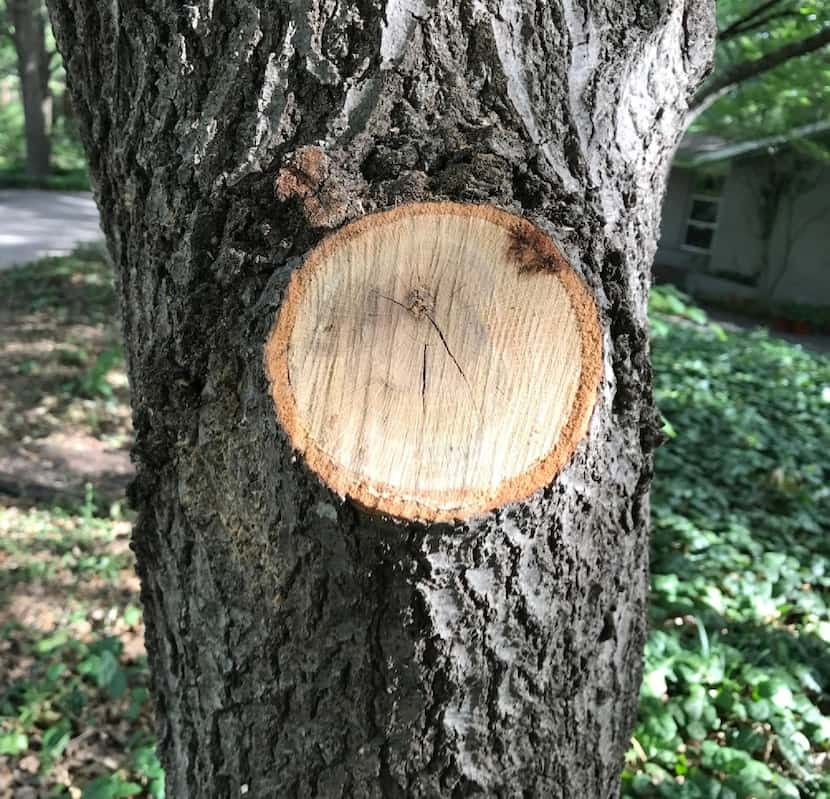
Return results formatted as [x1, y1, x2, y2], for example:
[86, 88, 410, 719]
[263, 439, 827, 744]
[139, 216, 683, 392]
[10, 0, 51, 178]
[47, 2, 714, 796]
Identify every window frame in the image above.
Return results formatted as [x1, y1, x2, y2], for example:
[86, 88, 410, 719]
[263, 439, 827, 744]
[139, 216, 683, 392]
[681, 173, 725, 255]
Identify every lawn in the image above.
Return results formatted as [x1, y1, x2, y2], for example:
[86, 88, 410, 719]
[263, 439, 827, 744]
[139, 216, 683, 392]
[0, 255, 828, 798]
[0, 252, 156, 799]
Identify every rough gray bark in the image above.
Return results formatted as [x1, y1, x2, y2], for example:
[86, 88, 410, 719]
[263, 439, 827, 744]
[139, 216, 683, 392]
[47, 1, 715, 796]
[10, 0, 51, 177]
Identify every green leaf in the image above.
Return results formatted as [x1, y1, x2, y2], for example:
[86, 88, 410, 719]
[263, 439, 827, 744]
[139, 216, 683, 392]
[682, 684, 707, 722]
[106, 667, 128, 700]
[96, 651, 121, 692]
[41, 719, 72, 765]
[132, 744, 164, 780]
[34, 630, 69, 654]
[122, 606, 142, 627]
[643, 705, 678, 742]
[748, 699, 772, 722]
[0, 730, 28, 755]
[81, 775, 142, 799]
[125, 686, 149, 721]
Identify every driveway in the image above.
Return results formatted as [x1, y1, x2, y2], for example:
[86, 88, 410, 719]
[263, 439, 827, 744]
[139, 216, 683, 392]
[0, 189, 103, 269]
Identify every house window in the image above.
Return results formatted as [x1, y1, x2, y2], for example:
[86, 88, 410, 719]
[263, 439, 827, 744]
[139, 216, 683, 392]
[682, 173, 724, 254]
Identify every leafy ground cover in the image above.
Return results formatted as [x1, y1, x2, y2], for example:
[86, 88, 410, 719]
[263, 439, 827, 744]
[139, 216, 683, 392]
[623, 287, 830, 798]
[0, 255, 827, 797]
[0, 248, 131, 509]
[0, 499, 161, 798]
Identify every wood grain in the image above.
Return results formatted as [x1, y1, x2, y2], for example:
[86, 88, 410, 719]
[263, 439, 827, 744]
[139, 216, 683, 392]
[266, 203, 602, 521]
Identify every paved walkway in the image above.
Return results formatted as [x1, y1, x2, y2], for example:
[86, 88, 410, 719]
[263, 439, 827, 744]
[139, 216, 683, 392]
[707, 307, 829, 355]
[0, 189, 103, 269]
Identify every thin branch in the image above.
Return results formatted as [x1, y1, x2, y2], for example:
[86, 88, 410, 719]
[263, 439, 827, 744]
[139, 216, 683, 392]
[718, 0, 788, 41]
[720, 9, 801, 41]
[690, 26, 830, 114]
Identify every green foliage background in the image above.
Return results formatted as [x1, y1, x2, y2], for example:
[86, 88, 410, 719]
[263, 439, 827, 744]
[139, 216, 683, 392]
[0, 0, 828, 185]
[695, 0, 830, 139]
[0, 0, 88, 188]
[623, 287, 830, 798]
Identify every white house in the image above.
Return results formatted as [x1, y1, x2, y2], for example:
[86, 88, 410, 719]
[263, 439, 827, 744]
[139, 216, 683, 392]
[656, 122, 830, 315]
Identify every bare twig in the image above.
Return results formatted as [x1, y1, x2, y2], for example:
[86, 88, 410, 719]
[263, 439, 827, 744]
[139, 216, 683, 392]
[720, 9, 801, 41]
[718, 0, 788, 41]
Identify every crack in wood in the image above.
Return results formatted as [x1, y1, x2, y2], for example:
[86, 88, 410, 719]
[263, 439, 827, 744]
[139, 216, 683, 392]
[424, 310, 471, 390]
[375, 291, 476, 405]
[421, 344, 428, 410]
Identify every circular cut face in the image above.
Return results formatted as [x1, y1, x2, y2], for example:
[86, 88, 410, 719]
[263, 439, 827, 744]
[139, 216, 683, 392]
[266, 203, 602, 522]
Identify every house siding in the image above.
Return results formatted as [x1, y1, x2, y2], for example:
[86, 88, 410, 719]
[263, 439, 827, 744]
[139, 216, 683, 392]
[766, 163, 830, 306]
[708, 158, 768, 282]
[657, 154, 830, 309]
[660, 169, 692, 246]
[656, 168, 706, 271]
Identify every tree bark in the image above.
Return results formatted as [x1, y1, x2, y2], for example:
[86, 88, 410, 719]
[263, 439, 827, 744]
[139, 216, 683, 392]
[10, 0, 51, 178]
[47, 1, 715, 796]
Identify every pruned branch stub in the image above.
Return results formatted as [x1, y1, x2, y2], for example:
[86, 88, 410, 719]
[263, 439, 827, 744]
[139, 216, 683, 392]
[265, 202, 602, 522]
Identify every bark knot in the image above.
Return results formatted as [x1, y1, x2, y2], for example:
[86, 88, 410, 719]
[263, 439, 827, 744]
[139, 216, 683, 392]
[275, 145, 352, 229]
[405, 287, 434, 320]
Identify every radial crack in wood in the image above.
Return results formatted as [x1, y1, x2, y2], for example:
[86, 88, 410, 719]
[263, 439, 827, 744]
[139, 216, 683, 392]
[265, 202, 602, 521]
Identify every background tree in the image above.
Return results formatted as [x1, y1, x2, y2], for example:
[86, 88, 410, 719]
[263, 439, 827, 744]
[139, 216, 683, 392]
[47, 1, 714, 796]
[0, 4, 17, 87]
[5, 0, 52, 177]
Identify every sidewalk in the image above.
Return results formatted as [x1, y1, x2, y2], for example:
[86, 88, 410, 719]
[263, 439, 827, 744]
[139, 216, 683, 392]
[0, 189, 103, 269]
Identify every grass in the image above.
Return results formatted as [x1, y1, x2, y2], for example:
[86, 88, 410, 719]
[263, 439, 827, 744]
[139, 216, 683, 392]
[0, 255, 827, 797]
[0, 245, 131, 463]
[0, 250, 149, 797]
[0, 165, 91, 193]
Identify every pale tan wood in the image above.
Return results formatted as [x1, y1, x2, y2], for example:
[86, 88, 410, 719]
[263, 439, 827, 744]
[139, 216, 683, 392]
[265, 203, 602, 521]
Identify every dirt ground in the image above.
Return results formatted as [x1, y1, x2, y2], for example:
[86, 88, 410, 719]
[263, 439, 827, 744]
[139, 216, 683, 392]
[0, 248, 132, 509]
[0, 250, 160, 798]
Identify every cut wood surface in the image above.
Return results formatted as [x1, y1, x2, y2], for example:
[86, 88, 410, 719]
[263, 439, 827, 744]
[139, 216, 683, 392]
[266, 203, 602, 521]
